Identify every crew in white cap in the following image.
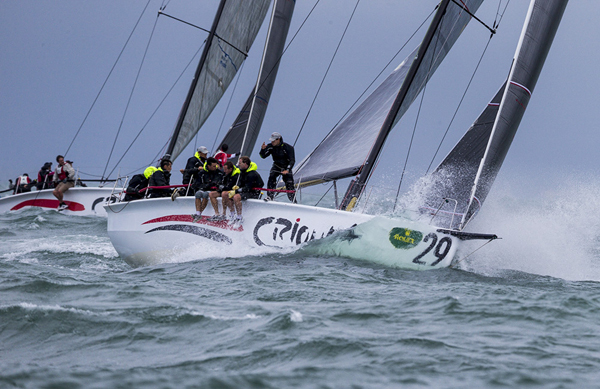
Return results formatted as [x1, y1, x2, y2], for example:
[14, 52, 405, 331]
[259, 132, 296, 202]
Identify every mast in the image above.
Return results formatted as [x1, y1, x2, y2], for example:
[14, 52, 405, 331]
[165, 0, 227, 159]
[340, 0, 451, 210]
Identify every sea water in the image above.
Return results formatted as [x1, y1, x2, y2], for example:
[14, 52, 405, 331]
[2, 183, 600, 388]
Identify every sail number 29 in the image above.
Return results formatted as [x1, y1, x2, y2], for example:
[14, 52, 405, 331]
[412, 233, 453, 266]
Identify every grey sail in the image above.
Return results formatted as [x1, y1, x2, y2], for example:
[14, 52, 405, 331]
[293, 0, 484, 188]
[461, 0, 568, 226]
[166, 0, 271, 162]
[218, 0, 295, 159]
[422, 82, 505, 228]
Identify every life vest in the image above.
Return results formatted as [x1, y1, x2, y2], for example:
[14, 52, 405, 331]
[194, 151, 204, 161]
[18, 175, 30, 185]
[143, 166, 157, 179]
[214, 150, 233, 166]
[56, 165, 69, 181]
[246, 162, 258, 173]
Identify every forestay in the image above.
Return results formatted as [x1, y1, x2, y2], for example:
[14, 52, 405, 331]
[167, 0, 271, 162]
[219, 0, 295, 159]
[293, 0, 484, 187]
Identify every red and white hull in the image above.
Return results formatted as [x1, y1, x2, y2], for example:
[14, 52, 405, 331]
[104, 197, 471, 269]
[0, 187, 121, 217]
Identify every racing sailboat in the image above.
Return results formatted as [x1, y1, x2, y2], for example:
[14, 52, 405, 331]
[0, 186, 120, 217]
[105, 0, 568, 268]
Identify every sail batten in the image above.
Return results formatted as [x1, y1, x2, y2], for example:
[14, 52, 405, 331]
[166, 0, 271, 162]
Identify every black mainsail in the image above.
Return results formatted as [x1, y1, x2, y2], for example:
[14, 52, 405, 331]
[165, 0, 271, 162]
[217, 0, 295, 159]
[292, 0, 484, 205]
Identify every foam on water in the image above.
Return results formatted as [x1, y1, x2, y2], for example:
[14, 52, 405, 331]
[290, 309, 303, 322]
[462, 174, 600, 281]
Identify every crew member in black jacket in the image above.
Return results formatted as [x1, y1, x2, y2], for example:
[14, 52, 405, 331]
[191, 157, 223, 221]
[259, 132, 296, 202]
[227, 156, 264, 224]
[148, 159, 172, 198]
[180, 146, 208, 190]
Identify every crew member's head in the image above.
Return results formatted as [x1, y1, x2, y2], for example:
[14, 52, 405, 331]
[238, 156, 251, 171]
[161, 159, 172, 171]
[220, 144, 229, 152]
[56, 155, 65, 165]
[223, 161, 234, 175]
[205, 157, 218, 171]
[269, 132, 282, 146]
[197, 146, 209, 157]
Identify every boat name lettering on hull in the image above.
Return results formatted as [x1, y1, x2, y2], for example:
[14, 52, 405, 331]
[253, 216, 334, 247]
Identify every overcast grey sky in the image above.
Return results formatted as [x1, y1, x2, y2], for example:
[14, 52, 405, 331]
[1, 0, 597, 199]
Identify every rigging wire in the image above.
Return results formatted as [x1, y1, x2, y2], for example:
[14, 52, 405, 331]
[426, 0, 510, 173]
[292, 0, 361, 148]
[106, 40, 207, 179]
[314, 182, 334, 207]
[210, 61, 247, 153]
[366, 2, 469, 204]
[291, 7, 436, 175]
[212, 0, 323, 162]
[391, 13, 446, 212]
[64, 0, 152, 157]
[425, 36, 493, 173]
[101, 11, 161, 181]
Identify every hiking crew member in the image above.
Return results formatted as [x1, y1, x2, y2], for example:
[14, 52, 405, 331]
[148, 159, 173, 198]
[259, 132, 296, 202]
[191, 157, 224, 222]
[36, 162, 53, 190]
[124, 167, 153, 202]
[219, 161, 240, 220]
[180, 146, 208, 190]
[227, 156, 264, 224]
[14, 174, 32, 194]
[53, 155, 76, 210]
[214, 144, 236, 168]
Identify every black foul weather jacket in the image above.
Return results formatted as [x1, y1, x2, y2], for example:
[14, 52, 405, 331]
[237, 162, 264, 199]
[193, 168, 224, 192]
[182, 153, 206, 185]
[124, 173, 148, 201]
[259, 141, 295, 173]
[148, 169, 171, 198]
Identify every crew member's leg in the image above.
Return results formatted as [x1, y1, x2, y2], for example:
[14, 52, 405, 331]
[221, 191, 234, 215]
[194, 190, 209, 220]
[282, 173, 296, 203]
[233, 193, 243, 216]
[209, 191, 221, 215]
[267, 170, 279, 200]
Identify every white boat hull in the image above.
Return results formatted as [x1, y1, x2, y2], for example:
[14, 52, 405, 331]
[105, 197, 472, 269]
[0, 187, 121, 217]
